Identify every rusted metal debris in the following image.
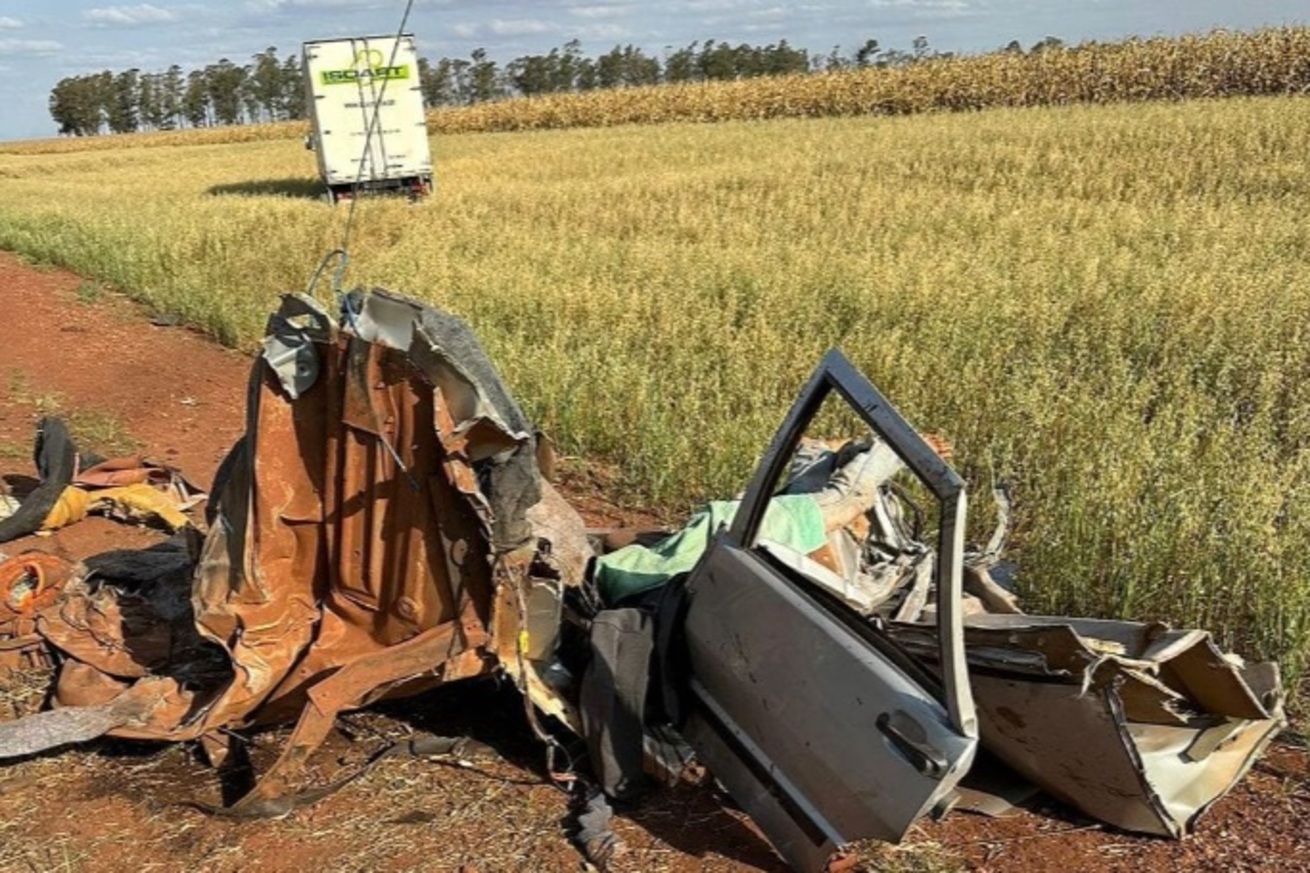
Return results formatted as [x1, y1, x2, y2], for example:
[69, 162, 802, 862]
[0, 552, 70, 674]
[0, 288, 1287, 872]
[1, 289, 593, 812]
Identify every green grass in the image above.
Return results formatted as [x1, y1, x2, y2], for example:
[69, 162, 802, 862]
[1, 96, 1308, 694]
[63, 410, 141, 458]
[3, 370, 139, 458]
[6, 370, 64, 417]
[74, 281, 104, 304]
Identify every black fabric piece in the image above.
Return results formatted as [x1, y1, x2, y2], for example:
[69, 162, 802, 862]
[579, 608, 653, 801]
[604, 575, 693, 728]
[0, 417, 77, 543]
[81, 531, 230, 692]
[648, 574, 693, 729]
[83, 534, 194, 593]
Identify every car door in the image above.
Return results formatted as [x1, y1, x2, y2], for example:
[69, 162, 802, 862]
[678, 349, 978, 872]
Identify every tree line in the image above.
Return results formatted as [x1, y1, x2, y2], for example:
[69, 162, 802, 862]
[48, 35, 1064, 136]
[414, 37, 968, 105]
[49, 48, 303, 136]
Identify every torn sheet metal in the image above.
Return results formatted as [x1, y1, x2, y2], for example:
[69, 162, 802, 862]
[0, 683, 167, 758]
[772, 440, 1285, 841]
[889, 614, 1285, 837]
[0, 290, 591, 812]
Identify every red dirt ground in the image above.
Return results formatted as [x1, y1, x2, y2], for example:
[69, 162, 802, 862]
[0, 251, 1305, 872]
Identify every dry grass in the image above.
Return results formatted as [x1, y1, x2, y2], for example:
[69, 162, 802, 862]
[0, 94, 1307, 696]
[0, 119, 308, 155]
[2, 373, 139, 458]
[0, 664, 52, 721]
[0, 682, 799, 871]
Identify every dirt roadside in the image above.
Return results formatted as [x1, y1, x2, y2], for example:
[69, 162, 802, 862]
[0, 251, 1305, 872]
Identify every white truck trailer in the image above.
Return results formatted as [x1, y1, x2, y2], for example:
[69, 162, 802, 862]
[302, 34, 433, 203]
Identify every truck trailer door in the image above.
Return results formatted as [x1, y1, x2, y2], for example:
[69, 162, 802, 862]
[303, 35, 432, 192]
[677, 350, 978, 871]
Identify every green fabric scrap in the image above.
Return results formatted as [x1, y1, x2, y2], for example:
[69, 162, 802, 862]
[594, 494, 826, 605]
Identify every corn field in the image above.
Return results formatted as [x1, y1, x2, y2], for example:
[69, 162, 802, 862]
[7, 27, 1310, 155]
[432, 27, 1310, 133]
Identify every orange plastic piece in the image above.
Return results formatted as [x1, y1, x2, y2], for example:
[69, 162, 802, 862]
[0, 552, 71, 618]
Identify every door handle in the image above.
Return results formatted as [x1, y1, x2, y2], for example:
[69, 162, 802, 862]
[877, 711, 947, 778]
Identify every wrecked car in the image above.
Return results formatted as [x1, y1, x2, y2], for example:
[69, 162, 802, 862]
[0, 288, 1285, 871]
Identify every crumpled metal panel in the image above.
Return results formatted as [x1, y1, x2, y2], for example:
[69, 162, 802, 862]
[890, 614, 1285, 837]
[0, 290, 590, 780]
[170, 293, 509, 737]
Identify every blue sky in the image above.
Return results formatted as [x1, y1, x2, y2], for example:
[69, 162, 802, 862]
[1, 0, 1307, 140]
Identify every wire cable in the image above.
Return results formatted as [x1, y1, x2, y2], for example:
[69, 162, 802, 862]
[335, 0, 417, 283]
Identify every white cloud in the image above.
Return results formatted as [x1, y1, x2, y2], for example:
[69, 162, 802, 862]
[574, 23, 633, 40]
[0, 16, 22, 29]
[569, 4, 635, 19]
[488, 19, 560, 37]
[243, 0, 389, 10]
[869, 0, 971, 11]
[83, 4, 178, 25]
[64, 48, 162, 69]
[0, 38, 62, 54]
[452, 14, 632, 44]
[682, 0, 760, 11]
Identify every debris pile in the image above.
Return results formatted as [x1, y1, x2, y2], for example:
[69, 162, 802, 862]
[0, 289, 1286, 871]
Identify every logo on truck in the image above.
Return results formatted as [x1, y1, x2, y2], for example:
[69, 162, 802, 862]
[321, 48, 410, 85]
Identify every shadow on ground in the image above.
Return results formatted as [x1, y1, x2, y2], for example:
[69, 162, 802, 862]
[381, 680, 789, 870]
[207, 178, 324, 199]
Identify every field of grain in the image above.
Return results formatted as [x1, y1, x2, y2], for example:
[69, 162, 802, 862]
[5, 27, 1308, 156]
[1, 96, 1307, 693]
[430, 26, 1310, 134]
